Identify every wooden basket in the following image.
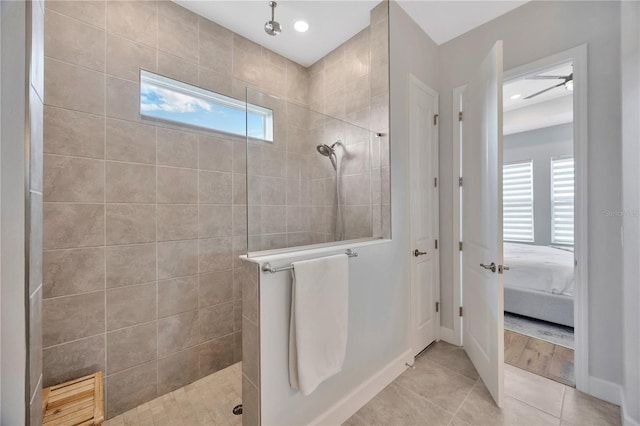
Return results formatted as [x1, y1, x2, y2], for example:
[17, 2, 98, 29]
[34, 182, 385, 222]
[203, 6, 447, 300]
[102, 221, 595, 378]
[42, 372, 104, 426]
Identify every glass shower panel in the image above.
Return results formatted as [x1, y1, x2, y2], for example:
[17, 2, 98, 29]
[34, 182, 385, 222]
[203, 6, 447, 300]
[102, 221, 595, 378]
[245, 87, 384, 255]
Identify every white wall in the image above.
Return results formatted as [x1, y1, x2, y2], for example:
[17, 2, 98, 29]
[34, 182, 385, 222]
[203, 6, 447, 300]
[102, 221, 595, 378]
[437, 1, 624, 387]
[0, 1, 27, 424]
[257, 3, 439, 424]
[621, 1, 640, 424]
[504, 123, 573, 246]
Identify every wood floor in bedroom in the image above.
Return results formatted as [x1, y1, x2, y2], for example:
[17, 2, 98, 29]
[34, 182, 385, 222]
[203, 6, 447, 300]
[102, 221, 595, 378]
[504, 329, 575, 386]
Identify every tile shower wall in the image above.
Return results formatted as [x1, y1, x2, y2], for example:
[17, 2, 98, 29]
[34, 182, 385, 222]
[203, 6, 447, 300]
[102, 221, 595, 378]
[42, 0, 305, 418]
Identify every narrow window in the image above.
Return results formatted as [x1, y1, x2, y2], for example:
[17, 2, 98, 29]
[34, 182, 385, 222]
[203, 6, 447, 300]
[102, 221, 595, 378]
[503, 160, 534, 242]
[551, 156, 574, 245]
[139, 70, 273, 141]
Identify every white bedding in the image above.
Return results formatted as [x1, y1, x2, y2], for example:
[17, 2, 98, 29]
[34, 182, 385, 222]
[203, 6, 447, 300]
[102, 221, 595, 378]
[503, 243, 575, 296]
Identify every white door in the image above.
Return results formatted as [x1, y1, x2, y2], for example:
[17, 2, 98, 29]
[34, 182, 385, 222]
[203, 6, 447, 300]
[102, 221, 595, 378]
[460, 41, 504, 407]
[409, 75, 439, 356]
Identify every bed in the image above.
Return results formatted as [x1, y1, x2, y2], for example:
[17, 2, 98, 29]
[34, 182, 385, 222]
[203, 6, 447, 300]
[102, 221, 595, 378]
[503, 242, 575, 327]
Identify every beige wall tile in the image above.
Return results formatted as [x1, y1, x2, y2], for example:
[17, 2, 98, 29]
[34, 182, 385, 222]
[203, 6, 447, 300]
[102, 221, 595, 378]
[157, 167, 197, 204]
[44, 155, 104, 202]
[107, 321, 157, 374]
[43, 203, 104, 249]
[106, 76, 141, 123]
[261, 148, 287, 178]
[107, 34, 157, 82]
[157, 51, 198, 87]
[43, 247, 105, 298]
[43, 334, 105, 387]
[199, 205, 232, 238]
[260, 48, 287, 97]
[106, 204, 156, 245]
[158, 310, 199, 357]
[106, 361, 157, 419]
[106, 161, 156, 203]
[45, 58, 105, 115]
[157, 128, 198, 168]
[232, 205, 248, 237]
[198, 270, 233, 308]
[286, 61, 309, 106]
[198, 67, 233, 98]
[43, 290, 105, 347]
[199, 171, 232, 204]
[239, 263, 258, 324]
[232, 174, 246, 206]
[232, 142, 246, 174]
[106, 1, 157, 48]
[262, 206, 286, 234]
[106, 119, 156, 164]
[157, 348, 199, 395]
[261, 177, 286, 205]
[157, 1, 198, 63]
[199, 334, 234, 377]
[45, 10, 105, 72]
[107, 283, 156, 331]
[158, 240, 198, 279]
[44, 106, 105, 159]
[157, 204, 198, 241]
[46, 0, 105, 28]
[199, 136, 234, 172]
[199, 238, 233, 273]
[107, 243, 156, 288]
[242, 318, 259, 387]
[343, 173, 371, 205]
[199, 18, 232, 75]
[199, 302, 234, 342]
[232, 35, 261, 86]
[242, 374, 260, 426]
[158, 275, 198, 318]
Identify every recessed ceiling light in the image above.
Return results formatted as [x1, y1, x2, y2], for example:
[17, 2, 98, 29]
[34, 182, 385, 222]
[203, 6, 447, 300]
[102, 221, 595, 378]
[510, 94, 521, 100]
[294, 20, 309, 33]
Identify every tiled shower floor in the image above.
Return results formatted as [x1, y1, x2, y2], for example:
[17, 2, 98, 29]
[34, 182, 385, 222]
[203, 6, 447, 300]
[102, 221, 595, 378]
[104, 362, 242, 426]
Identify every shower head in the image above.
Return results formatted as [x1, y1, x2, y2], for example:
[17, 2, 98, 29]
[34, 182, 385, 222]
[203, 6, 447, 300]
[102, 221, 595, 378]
[316, 141, 341, 171]
[264, 1, 282, 36]
[316, 144, 334, 157]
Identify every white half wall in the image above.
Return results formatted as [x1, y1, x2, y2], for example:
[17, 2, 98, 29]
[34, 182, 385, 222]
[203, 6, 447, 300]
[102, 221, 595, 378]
[437, 0, 624, 387]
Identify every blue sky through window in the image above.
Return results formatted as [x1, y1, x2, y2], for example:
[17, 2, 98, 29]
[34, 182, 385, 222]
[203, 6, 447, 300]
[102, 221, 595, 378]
[140, 71, 271, 141]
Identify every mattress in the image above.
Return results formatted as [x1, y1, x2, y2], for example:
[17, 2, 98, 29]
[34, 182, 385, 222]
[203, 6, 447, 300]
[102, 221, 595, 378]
[503, 243, 575, 296]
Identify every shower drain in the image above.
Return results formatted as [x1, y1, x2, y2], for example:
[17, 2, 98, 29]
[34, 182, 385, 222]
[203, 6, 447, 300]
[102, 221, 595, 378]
[233, 404, 243, 415]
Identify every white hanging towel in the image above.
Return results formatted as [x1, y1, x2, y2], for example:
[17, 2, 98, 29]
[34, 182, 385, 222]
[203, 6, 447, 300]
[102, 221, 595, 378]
[289, 254, 349, 396]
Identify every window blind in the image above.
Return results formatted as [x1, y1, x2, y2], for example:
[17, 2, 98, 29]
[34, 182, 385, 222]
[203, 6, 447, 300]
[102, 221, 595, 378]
[503, 161, 534, 242]
[551, 157, 574, 245]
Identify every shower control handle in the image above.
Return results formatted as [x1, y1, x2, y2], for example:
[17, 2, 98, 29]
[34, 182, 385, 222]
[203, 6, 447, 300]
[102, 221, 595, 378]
[414, 249, 427, 257]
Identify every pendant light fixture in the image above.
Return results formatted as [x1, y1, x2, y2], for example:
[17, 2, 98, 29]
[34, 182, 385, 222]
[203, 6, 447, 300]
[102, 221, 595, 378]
[264, 1, 282, 36]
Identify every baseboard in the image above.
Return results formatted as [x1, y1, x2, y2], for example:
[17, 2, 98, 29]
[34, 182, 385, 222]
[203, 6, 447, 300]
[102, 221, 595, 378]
[439, 327, 459, 346]
[588, 376, 623, 406]
[622, 401, 640, 426]
[310, 350, 412, 426]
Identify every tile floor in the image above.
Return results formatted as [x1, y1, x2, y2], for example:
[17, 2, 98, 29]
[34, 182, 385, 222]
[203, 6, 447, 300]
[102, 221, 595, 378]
[104, 342, 621, 426]
[344, 342, 621, 426]
[104, 362, 242, 426]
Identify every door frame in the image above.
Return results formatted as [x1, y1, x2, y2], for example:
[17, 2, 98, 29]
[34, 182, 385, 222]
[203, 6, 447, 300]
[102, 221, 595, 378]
[451, 45, 589, 391]
[408, 73, 440, 356]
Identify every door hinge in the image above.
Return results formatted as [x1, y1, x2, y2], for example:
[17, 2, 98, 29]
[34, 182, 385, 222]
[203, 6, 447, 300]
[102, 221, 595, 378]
[434, 177, 438, 187]
[459, 111, 463, 121]
[436, 302, 440, 313]
[459, 306, 464, 317]
[433, 114, 439, 125]
[459, 177, 463, 187]
[435, 239, 438, 249]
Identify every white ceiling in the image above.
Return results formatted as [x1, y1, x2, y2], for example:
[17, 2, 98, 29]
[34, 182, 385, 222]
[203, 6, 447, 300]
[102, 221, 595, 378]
[174, 1, 379, 67]
[503, 63, 574, 135]
[395, 1, 529, 45]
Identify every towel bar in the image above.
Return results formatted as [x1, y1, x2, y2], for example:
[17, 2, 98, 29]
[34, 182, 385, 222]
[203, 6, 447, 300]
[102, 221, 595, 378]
[261, 249, 358, 274]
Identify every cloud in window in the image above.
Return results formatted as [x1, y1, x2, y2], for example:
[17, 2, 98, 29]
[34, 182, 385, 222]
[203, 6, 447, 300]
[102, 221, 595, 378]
[140, 83, 213, 114]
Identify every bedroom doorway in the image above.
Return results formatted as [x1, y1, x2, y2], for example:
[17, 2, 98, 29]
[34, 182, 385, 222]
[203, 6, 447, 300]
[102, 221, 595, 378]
[453, 45, 588, 395]
[501, 60, 577, 387]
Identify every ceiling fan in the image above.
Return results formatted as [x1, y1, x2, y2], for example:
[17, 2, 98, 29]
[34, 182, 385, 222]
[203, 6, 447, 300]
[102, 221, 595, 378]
[524, 72, 573, 99]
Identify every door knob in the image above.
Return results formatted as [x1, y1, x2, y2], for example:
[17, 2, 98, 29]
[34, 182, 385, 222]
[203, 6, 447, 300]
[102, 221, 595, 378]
[498, 265, 510, 274]
[414, 249, 427, 257]
[480, 262, 496, 273]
